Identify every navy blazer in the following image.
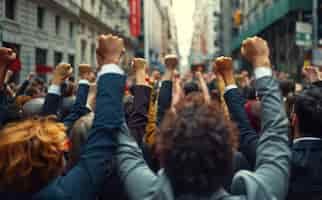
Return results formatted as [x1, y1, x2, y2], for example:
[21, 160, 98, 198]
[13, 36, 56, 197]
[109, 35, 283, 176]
[157, 80, 172, 125]
[1, 73, 126, 200]
[41, 83, 91, 133]
[224, 88, 259, 167]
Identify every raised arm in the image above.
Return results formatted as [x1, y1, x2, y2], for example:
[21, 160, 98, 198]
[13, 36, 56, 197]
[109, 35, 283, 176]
[0, 48, 17, 126]
[15, 72, 35, 97]
[41, 63, 73, 116]
[126, 58, 152, 145]
[35, 34, 127, 200]
[63, 64, 94, 130]
[215, 56, 259, 166]
[157, 54, 177, 125]
[231, 37, 291, 200]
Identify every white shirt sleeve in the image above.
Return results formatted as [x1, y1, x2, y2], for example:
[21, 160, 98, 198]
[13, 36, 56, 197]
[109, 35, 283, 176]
[224, 84, 238, 95]
[79, 79, 90, 85]
[48, 84, 61, 96]
[254, 67, 272, 79]
[97, 64, 124, 80]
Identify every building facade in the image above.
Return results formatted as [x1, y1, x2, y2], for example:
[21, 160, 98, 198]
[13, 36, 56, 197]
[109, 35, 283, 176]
[0, 0, 137, 82]
[189, 0, 222, 69]
[228, 0, 312, 77]
[143, 0, 178, 72]
[0, 0, 80, 81]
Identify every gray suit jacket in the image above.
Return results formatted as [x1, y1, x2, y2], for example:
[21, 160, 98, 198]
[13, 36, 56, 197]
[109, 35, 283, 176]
[116, 76, 291, 200]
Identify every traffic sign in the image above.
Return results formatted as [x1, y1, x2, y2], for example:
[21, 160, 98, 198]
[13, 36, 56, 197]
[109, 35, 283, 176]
[296, 22, 312, 47]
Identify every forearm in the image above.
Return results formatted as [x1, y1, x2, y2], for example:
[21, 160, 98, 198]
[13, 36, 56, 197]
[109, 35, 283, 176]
[16, 80, 29, 96]
[254, 71, 291, 199]
[41, 84, 62, 116]
[127, 85, 152, 143]
[117, 124, 158, 200]
[224, 88, 259, 165]
[157, 80, 172, 125]
[63, 81, 91, 131]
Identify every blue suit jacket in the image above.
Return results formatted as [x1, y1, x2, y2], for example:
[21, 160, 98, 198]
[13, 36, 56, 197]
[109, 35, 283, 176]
[1, 73, 126, 200]
[224, 88, 259, 167]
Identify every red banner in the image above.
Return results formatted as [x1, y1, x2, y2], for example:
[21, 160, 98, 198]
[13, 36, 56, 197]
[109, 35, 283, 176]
[36, 64, 53, 74]
[129, 0, 141, 37]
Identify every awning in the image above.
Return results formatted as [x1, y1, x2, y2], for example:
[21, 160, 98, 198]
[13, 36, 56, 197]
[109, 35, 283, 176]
[231, 0, 312, 52]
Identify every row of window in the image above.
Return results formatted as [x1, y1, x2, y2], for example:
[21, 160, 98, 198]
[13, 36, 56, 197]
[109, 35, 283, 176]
[36, 48, 75, 67]
[4, 0, 75, 39]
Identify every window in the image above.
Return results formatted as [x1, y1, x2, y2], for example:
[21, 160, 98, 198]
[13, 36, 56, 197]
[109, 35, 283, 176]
[91, 44, 95, 67]
[35, 48, 47, 65]
[91, 0, 95, 10]
[69, 22, 74, 39]
[5, 0, 16, 20]
[37, 7, 45, 29]
[54, 52, 63, 67]
[55, 16, 61, 35]
[35, 48, 48, 81]
[68, 54, 75, 68]
[81, 40, 87, 62]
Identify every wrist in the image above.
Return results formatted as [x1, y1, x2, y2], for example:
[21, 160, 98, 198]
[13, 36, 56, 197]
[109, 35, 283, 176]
[52, 78, 63, 85]
[224, 76, 236, 85]
[103, 56, 120, 65]
[163, 70, 174, 81]
[252, 56, 271, 68]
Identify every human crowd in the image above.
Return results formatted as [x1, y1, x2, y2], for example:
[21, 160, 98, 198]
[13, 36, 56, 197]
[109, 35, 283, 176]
[0, 34, 322, 200]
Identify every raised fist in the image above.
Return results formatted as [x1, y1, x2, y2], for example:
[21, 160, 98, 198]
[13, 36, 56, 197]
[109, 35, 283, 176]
[52, 63, 73, 85]
[96, 34, 125, 67]
[0, 47, 16, 67]
[241, 36, 270, 67]
[78, 64, 93, 80]
[214, 57, 235, 85]
[132, 58, 147, 72]
[214, 56, 233, 73]
[164, 54, 178, 70]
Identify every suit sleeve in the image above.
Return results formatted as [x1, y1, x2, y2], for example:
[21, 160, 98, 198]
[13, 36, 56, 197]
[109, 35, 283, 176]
[231, 77, 291, 200]
[224, 89, 259, 166]
[127, 85, 151, 145]
[63, 83, 91, 132]
[157, 81, 172, 125]
[36, 73, 126, 200]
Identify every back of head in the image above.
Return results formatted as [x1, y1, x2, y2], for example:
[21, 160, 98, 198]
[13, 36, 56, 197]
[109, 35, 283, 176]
[159, 94, 234, 196]
[183, 81, 200, 96]
[295, 86, 322, 137]
[0, 116, 67, 193]
[279, 80, 295, 98]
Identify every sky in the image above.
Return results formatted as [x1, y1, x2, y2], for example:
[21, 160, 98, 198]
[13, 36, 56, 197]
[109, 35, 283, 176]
[172, 0, 195, 71]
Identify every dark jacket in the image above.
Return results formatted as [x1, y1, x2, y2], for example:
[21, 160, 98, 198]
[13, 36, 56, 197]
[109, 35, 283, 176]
[225, 81, 322, 199]
[116, 76, 291, 200]
[288, 139, 322, 200]
[224, 87, 259, 168]
[0, 73, 126, 200]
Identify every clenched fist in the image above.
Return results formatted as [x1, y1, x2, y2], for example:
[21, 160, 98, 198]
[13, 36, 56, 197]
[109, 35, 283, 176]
[164, 54, 178, 70]
[214, 57, 235, 85]
[52, 63, 73, 85]
[241, 36, 271, 68]
[132, 58, 147, 72]
[96, 34, 125, 68]
[0, 47, 16, 67]
[78, 64, 94, 81]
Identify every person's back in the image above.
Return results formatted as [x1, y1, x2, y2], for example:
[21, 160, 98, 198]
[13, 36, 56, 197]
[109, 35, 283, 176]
[115, 37, 291, 200]
[288, 86, 322, 200]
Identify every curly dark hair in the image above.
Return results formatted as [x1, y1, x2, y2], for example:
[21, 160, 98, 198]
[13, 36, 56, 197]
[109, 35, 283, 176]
[159, 94, 235, 196]
[295, 86, 322, 137]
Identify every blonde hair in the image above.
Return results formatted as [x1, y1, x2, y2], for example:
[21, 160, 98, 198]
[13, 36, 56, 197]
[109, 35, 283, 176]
[0, 116, 67, 192]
